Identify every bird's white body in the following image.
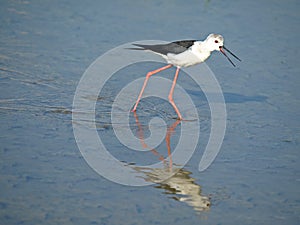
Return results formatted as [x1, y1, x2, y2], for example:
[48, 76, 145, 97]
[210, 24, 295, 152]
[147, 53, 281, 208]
[165, 42, 211, 67]
[155, 34, 225, 67]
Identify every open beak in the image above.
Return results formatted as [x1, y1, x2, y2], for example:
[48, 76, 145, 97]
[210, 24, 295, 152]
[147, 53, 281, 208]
[219, 46, 241, 67]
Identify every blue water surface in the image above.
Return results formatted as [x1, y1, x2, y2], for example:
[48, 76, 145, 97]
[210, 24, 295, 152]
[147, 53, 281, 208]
[0, 0, 299, 224]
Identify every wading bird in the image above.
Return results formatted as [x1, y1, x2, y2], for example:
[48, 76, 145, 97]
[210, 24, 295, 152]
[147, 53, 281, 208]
[130, 34, 241, 120]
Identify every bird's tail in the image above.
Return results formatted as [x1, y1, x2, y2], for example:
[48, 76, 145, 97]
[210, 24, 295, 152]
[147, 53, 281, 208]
[125, 44, 147, 50]
[125, 47, 145, 50]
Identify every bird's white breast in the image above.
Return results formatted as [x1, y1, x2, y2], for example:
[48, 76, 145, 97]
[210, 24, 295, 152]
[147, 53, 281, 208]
[165, 43, 211, 67]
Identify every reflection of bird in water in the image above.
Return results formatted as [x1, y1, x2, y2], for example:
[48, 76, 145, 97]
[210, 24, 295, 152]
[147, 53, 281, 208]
[132, 112, 210, 213]
[135, 166, 211, 212]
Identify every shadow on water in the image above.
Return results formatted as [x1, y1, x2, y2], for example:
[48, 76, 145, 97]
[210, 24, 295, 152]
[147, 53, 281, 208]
[131, 112, 211, 213]
[188, 89, 268, 104]
[224, 93, 268, 103]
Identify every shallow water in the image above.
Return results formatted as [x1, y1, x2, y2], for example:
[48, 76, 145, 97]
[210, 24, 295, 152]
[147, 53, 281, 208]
[1, 0, 300, 224]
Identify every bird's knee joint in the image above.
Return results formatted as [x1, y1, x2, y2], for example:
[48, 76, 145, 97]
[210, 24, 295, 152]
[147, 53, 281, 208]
[146, 72, 153, 78]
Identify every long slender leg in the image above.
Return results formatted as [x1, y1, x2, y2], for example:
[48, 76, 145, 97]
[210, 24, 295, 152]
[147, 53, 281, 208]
[168, 67, 182, 120]
[132, 64, 172, 112]
[133, 111, 165, 163]
[166, 119, 181, 170]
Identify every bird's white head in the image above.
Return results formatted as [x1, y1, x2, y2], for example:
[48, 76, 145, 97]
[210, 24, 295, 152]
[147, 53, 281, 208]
[204, 34, 224, 52]
[204, 33, 241, 67]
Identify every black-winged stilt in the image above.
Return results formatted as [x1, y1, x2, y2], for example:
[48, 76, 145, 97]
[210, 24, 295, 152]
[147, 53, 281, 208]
[130, 34, 241, 120]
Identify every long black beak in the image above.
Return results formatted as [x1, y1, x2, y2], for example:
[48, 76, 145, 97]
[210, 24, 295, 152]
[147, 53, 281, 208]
[219, 46, 241, 67]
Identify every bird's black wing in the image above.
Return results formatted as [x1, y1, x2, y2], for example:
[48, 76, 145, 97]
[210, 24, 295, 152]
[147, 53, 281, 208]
[172, 40, 196, 49]
[132, 40, 196, 55]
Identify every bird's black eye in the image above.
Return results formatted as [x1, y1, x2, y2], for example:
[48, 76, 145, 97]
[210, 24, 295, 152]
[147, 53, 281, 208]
[215, 40, 219, 43]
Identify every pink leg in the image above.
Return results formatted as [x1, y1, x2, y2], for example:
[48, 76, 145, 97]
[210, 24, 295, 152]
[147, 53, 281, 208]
[166, 119, 181, 170]
[132, 64, 172, 112]
[168, 67, 182, 120]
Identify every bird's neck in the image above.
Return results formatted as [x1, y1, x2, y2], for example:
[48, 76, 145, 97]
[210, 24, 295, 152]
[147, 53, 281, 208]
[191, 41, 211, 61]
